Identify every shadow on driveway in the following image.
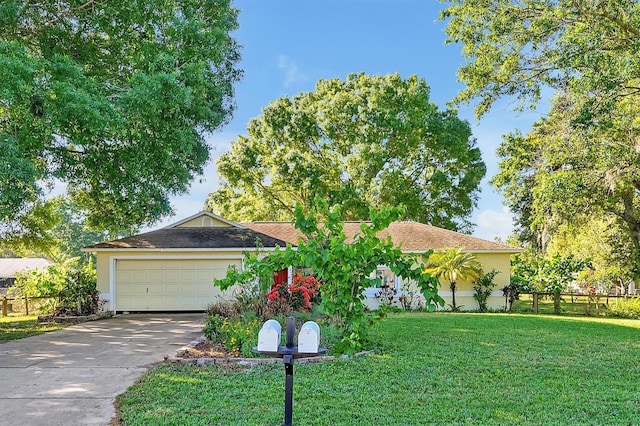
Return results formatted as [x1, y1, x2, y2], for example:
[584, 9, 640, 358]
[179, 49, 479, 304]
[0, 314, 205, 425]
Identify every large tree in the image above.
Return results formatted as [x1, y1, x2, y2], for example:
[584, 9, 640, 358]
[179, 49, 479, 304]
[493, 93, 640, 276]
[441, 0, 640, 119]
[443, 1, 640, 279]
[207, 73, 486, 232]
[0, 0, 241, 237]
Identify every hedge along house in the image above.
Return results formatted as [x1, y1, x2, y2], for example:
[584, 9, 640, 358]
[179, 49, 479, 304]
[83, 212, 289, 313]
[244, 221, 522, 311]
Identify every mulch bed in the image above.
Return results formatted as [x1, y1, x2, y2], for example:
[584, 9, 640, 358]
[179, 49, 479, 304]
[178, 339, 232, 359]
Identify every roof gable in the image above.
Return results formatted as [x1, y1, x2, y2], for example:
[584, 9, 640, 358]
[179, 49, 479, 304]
[164, 211, 245, 229]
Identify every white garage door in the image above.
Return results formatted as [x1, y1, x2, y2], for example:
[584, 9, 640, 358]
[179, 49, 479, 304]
[115, 258, 241, 311]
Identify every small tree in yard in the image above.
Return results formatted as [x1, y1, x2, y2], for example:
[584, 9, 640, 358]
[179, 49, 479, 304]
[425, 248, 482, 311]
[214, 199, 443, 356]
[473, 269, 499, 312]
[539, 254, 591, 314]
[11, 257, 98, 315]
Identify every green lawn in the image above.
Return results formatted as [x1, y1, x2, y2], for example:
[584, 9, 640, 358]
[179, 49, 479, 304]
[116, 313, 640, 425]
[0, 315, 64, 341]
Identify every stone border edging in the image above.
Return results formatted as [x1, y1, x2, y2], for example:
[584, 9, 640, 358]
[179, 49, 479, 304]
[37, 311, 113, 324]
[169, 335, 370, 366]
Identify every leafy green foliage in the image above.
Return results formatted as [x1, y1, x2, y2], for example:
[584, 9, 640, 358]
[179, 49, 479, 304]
[203, 314, 262, 358]
[425, 247, 482, 310]
[511, 252, 592, 314]
[442, 0, 640, 120]
[607, 297, 640, 319]
[0, 0, 241, 236]
[207, 73, 485, 232]
[2, 196, 107, 260]
[494, 94, 640, 278]
[473, 269, 499, 312]
[215, 200, 443, 355]
[10, 257, 97, 314]
[445, 1, 640, 281]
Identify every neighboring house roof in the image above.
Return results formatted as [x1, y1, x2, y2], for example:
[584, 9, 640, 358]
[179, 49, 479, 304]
[0, 258, 52, 279]
[244, 221, 521, 253]
[84, 227, 290, 250]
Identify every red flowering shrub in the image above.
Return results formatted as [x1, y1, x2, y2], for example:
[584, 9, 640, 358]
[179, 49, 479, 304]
[267, 274, 320, 311]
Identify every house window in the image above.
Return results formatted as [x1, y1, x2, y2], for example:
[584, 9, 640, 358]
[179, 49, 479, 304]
[364, 266, 399, 297]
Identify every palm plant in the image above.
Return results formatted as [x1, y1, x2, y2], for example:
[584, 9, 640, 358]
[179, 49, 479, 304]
[426, 248, 482, 311]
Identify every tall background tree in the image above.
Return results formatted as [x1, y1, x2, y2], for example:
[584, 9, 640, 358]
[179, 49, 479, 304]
[441, 0, 640, 120]
[0, 0, 241, 240]
[443, 0, 640, 283]
[207, 73, 486, 232]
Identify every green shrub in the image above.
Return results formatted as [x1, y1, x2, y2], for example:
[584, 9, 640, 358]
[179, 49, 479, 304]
[11, 257, 97, 315]
[203, 313, 262, 357]
[607, 296, 640, 319]
[473, 269, 499, 312]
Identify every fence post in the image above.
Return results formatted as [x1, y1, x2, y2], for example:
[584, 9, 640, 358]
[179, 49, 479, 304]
[2, 298, 7, 317]
[25, 297, 29, 316]
[532, 292, 538, 313]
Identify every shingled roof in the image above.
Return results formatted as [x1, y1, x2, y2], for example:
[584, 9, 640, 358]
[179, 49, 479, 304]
[85, 227, 290, 250]
[244, 221, 520, 253]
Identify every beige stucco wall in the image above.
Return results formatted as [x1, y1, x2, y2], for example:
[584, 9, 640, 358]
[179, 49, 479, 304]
[94, 246, 514, 313]
[363, 251, 513, 311]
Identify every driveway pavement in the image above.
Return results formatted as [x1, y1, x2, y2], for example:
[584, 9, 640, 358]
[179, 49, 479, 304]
[0, 314, 205, 426]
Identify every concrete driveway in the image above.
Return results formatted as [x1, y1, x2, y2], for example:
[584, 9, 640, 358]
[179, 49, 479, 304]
[0, 314, 205, 426]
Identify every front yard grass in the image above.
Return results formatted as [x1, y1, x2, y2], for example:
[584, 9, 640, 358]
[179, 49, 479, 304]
[0, 315, 64, 341]
[116, 313, 640, 425]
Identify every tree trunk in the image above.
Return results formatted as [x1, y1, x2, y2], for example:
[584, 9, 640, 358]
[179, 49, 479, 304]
[553, 291, 561, 314]
[450, 281, 457, 310]
[619, 192, 640, 278]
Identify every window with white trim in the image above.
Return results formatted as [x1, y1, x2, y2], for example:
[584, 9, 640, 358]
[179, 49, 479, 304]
[364, 266, 399, 298]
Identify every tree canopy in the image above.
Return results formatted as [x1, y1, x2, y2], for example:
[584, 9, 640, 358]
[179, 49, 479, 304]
[493, 92, 640, 277]
[1, 0, 241, 238]
[444, 1, 640, 282]
[441, 0, 640, 119]
[207, 73, 485, 232]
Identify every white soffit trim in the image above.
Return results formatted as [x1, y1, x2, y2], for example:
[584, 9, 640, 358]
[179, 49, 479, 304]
[86, 247, 283, 253]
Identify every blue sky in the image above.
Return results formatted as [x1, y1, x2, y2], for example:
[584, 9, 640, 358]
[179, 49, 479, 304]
[159, 0, 543, 240]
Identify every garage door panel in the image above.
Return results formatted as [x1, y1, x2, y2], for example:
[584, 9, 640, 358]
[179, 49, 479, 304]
[116, 258, 241, 311]
[178, 271, 195, 281]
[164, 284, 180, 295]
[147, 270, 163, 281]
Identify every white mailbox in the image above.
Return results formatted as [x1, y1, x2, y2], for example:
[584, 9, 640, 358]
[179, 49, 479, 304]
[257, 319, 282, 352]
[297, 321, 320, 353]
